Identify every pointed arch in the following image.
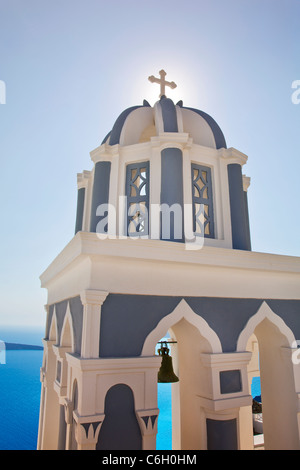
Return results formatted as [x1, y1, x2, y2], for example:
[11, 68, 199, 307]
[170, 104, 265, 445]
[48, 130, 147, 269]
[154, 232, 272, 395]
[236, 301, 296, 352]
[141, 299, 222, 356]
[49, 306, 58, 343]
[60, 302, 75, 352]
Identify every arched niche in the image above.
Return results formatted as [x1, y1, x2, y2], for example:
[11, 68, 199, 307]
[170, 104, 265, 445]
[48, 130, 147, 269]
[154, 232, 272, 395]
[48, 306, 58, 343]
[96, 384, 142, 450]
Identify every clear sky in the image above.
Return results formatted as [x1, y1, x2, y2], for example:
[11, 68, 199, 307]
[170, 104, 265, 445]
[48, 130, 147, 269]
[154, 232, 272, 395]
[0, 0, 299, 327]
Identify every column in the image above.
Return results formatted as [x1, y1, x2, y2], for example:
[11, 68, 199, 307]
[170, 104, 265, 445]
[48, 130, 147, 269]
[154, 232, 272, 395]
[39, 339, 61, 449]
[227, 163, 251, 250]
[160, 147, 184, 242]
[80, 290, 109, 359]
[73, 412, 105, 450]
[199, 351, 253, 450]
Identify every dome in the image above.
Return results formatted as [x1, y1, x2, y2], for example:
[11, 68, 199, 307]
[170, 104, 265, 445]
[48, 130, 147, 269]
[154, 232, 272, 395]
[101, 96, 227, 150]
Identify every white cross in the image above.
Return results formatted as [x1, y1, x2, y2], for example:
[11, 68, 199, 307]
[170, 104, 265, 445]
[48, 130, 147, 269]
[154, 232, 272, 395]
[148, 69, 177, 98]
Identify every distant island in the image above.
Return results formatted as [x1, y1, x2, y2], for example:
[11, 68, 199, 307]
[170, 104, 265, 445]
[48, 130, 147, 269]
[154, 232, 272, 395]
[4, 342, 43, 351]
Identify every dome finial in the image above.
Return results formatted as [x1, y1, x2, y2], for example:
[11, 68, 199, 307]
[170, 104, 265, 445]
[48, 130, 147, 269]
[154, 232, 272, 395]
[148, 69, 177, 98]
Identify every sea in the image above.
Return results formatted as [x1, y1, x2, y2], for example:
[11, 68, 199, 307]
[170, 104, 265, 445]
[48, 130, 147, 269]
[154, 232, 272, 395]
[0, 327, 261, 450]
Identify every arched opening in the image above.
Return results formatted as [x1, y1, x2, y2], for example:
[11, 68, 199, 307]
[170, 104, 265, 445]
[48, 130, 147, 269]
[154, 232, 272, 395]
[143, 299, 219, 450]
[57, 306, 74, 449]
[241, 303, 300, 450]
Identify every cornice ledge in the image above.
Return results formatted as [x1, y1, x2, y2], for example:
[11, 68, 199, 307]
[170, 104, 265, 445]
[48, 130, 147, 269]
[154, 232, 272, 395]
[90, 143, 119, 164]
[150, 132, 192, 149]
[39, 233, 84, 287]
[40, 232, 300, 288]
[218, 147, 248, 165]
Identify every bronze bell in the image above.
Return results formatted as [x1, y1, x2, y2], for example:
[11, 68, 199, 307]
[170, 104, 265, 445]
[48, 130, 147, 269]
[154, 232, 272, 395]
[157, 343, 179, 383]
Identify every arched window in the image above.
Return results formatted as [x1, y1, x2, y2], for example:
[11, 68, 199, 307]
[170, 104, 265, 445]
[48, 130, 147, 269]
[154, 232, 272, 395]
[191, 163, 214, 238]
[125, 162, 150, 237]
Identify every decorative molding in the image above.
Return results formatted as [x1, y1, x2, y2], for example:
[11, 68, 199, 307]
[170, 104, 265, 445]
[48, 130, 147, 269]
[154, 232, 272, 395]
[150, 132, 193, 150]
[236, 301, 296, 352]
[80, 289, 109, 306]
[218, 147, 248, 165]
[142, 299, 223, 356]
[40, 232, 300, 291]
[77, 170, 92, 190]
[198, 394, 252, 412]
[66, 354, 161, 372]
[200, 351, 252, 368]
[90, 143, 119, 164]
[242, 175, 251, 192]
[136, 408, 159, 435]
[73, 411, 105, 446]
[64, 398, 74, 424]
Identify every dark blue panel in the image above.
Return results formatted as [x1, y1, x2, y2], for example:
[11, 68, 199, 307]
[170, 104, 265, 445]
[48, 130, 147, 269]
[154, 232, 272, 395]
[89, 161, 111, 233]
[98, 295, 300, 358]
[220, 370, 242, 394]
[161, 148, 184, 242]
[58, 405, 67, 450]
[69, 296, 83, 355]
[75, 187, 85, 234]
[183, 107, 227, 149]
[97, 384, 142, 450]
[185, 297, 262, 353]
[227, 163, 251, 251]
[160, 97, 178, 132]
[99, 295, 182, 357]
[206, 419, 238, 450]
[55, 299, 68, 343]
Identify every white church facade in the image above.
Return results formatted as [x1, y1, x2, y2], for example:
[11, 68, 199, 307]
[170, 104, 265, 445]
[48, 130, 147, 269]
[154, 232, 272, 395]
[37, 72, 300, 450]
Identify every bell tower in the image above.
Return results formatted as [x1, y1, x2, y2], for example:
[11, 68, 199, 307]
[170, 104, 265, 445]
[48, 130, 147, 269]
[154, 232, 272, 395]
[38, 72, 300, 451]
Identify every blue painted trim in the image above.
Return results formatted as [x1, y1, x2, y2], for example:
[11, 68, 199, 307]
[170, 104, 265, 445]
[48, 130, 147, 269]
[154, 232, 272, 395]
[75, 187, 85, 234]
[160, 96, 178, 132]
[109, 106, 142, 145]
[183, 106, 227, 149]
[99, 295, 300, 358]
[160, 148, 184, 242]
[45, 296, 83, 355]
[90, 161, 111, 233]
[108, 101, 150, 146]
[227, 164, 251, 250]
